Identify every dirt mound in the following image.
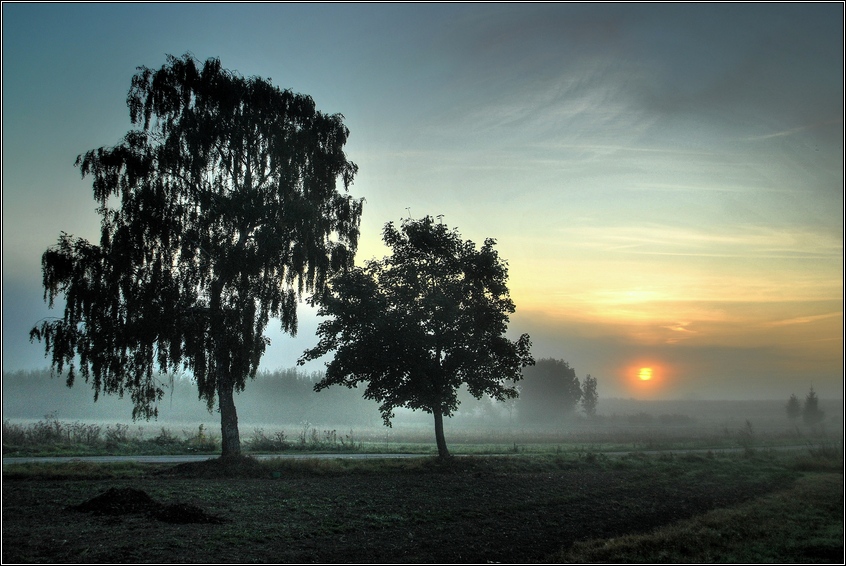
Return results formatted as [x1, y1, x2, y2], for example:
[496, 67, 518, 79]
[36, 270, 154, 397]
[71, 488, 156, 515]
[71, 487, 227, 524]
[167, 455, 268, 478]
[153, 502, 226, 524]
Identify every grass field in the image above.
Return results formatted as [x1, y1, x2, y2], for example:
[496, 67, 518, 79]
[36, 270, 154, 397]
[2, 446, 842, 563]
[3, 411, 838, 457]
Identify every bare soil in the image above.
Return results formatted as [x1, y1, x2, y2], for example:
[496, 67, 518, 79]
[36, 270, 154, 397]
[2, 455, 797, 563]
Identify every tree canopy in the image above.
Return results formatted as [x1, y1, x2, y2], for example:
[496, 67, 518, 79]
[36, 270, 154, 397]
[802, 387, 825, 427]
[581, 374, 598, 418]
[300, 216, 534, 457]
[516, 358, 582, 423]
[30, 53, 363, 456]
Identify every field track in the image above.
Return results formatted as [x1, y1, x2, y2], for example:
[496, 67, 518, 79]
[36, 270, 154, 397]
[2, 444, 809, 466]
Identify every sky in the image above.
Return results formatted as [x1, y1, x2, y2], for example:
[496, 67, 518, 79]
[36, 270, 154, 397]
[2, 3, 843, 401]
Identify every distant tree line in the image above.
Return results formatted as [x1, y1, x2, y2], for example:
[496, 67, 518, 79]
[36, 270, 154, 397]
[4, 362, 599, 429]
[2, 368, 379, 427]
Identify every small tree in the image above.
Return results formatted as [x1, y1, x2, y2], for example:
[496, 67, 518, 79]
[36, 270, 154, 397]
[300, 216, 534, 457]
[581, 374, 598, 418]
[785, 393, 801, 422]
[518, 358, 582, 423]
[29, 53, 363, 458]
[802, 387, 825, 427]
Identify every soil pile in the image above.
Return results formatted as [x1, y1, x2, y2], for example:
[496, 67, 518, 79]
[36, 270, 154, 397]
[72, 487, 156, 515]
[166, 455, 269, 478]
[71, 487, 226, 524]
[153, 502, 227, 524]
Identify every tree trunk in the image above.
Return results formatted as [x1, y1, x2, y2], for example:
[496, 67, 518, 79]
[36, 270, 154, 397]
[210, 277, 241, 459]
[218, 371, 241, 458]
[433, 407, 450, 458]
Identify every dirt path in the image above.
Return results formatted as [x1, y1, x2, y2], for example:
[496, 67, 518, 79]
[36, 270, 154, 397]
[2, 445, 808, 466]
[2, 452, 427, 465]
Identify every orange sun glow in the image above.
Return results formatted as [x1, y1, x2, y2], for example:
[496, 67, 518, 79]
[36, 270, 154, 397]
[621, 362, 671, 398]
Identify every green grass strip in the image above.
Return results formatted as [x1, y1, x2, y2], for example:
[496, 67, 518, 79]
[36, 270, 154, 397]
[549, 471, 843, 563]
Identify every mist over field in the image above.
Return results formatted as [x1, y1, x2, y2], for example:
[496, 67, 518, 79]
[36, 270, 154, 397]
[4, 367, 841, 444]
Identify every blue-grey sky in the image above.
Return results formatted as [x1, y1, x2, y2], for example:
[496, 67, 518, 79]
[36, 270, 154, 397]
[3, 3, 843, 400]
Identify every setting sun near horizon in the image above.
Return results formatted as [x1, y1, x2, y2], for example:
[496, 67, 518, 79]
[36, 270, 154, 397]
[615, 361, 671, 398]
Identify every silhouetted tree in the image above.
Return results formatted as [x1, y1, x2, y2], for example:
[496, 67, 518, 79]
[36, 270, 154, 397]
[29, 53, 362, 457]
[785, 393, 801, 422]
[300, 216, 534, 457]
[802, 387, 825, 427]
[517, 358, 582, 423]
[581, 374, 598, 418]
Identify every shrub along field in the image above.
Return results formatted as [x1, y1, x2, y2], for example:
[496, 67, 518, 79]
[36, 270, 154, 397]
[2, 447, 842, 563]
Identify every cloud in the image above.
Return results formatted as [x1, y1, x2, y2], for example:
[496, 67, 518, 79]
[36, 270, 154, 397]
[661, 322, 698, 343]
[559, 224, 843, 262]
[766, 312, 843, 327]
[743, 119, 844, 142]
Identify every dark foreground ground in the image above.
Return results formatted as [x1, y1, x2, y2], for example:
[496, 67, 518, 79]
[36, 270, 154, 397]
[2, 453, 841, 563]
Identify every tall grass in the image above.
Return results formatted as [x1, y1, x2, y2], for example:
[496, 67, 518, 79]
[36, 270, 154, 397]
[3, 413, 104, 446]
[3, 416, 368, 456]
[3, 415, 218, 456]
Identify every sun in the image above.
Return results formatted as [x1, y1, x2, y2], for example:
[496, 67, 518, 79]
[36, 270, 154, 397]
[623, 362, 669, 397]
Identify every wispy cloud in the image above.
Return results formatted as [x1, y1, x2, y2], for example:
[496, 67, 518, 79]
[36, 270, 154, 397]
[766, 312, 843, 327]
[662, 322, 697, 334]
[623, 182, 791, 194]
[560, 224, 843, 260]
[530, 143, 718, 158]
[743, 119, 843, 142]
